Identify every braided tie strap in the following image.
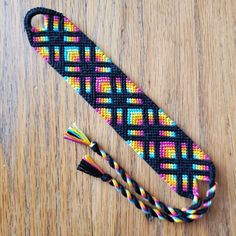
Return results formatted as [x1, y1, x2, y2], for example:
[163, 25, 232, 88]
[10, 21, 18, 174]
[78, 155, 215, 223]
[65, 123, 217, 223]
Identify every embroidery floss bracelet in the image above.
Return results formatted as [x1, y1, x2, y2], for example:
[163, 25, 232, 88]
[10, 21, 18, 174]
[24, 7, 217, 222]
[65, 123, 216, 223]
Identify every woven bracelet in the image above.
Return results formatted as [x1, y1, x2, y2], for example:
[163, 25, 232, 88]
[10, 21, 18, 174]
[24, 7, 217, 223]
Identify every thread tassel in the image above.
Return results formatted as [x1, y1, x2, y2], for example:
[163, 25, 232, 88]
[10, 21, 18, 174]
[77, 155, 105, 178]
[64, 123, 91, 146]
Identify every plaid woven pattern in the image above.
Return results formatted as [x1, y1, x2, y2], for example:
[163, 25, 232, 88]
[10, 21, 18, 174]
[24, 7, 215, 199]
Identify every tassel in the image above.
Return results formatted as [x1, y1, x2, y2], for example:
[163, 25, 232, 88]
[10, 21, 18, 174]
[64, 123, 91, 146]
[78, 155, 105, 178]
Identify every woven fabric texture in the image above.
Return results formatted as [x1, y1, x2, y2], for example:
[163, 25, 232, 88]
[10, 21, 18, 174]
[24, 7, 216, 199]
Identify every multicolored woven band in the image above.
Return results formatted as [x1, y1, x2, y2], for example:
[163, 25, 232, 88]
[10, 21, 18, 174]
[24, 7, 216, 201]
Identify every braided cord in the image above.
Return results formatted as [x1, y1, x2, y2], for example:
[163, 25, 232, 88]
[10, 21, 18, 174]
[78, 155, 197, 223]
[65, 124, 217, 222]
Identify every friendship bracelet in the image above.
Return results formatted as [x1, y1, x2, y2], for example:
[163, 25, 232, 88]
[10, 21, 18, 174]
[24, 7, 217, 222]
[65, 123, 216, 222]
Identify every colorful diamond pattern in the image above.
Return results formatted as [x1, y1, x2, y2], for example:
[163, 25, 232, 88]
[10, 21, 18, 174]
[28, 13, 215, 199]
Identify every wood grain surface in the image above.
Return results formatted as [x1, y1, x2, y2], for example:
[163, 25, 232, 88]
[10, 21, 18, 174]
[1, 0, 236, 235]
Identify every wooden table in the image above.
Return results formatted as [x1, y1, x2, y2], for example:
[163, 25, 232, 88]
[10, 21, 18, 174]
[1, 1, 235, 235]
